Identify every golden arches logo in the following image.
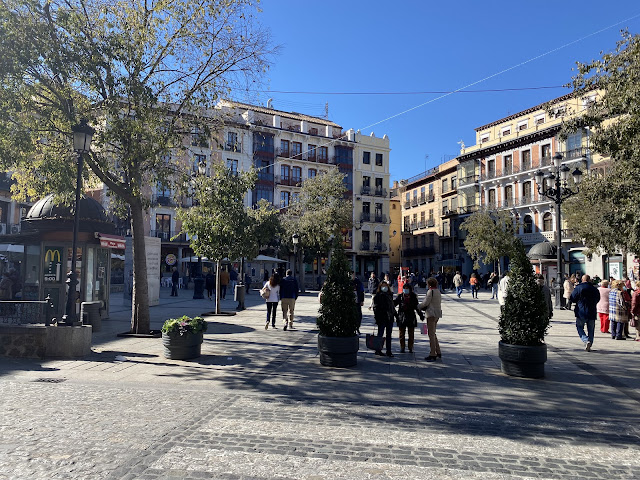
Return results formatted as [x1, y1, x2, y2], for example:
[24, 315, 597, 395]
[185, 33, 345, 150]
[45, 249, 61, 263]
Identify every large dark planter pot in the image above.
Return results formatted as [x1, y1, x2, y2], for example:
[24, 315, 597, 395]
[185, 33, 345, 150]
[162, 331, 203, 360]
[318, 335, 359, 368]
[498, 341, 547, 379]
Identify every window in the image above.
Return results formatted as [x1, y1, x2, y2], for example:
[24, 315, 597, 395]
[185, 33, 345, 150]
[318, 146, 328, 162]
[451, 176, 457, 190]
[404, 215, 410, 231]
[375, 153, 383, 166]
[254, 185, 273, 204]
[535, 114, 545, 126]
[429, 234, 434, 247]
[156, 214, 171, 236]
[523, 215, 533, 234]
[363, 151, 371, 164]
[504, 154, 513, 172]
[481, 133, 490, 143]
[442, 178, 448, 193]
[522, 150, 531, 171]
[307, 144, 316, 161]
[413, 190, 417, 200]
[523, 181, 532, 200]
[362, 202, 370, 214]
[253, 132, 274, 153]
[451, 197, 458, 211]
[363, 176, 371, 188]
[405, 192, 410, 202]
[281, 165, 290, 180]
[420, 211, 425, 223]
[335, 146, 353, 165]
[428, 184, 434, 198]
[191, 127, 209, 147]
[362, 230, 370, 246]
[227, 132, 239, 151]
[375, 231, 382, 246]
[442, 200, 448, 214]
[280, 191, 290, 208]
[518, 121, 528, 131]
[487, 159, 495, 176]
[392, 203, 396, 209]
[501, 126, 511, 136]
[582, 95, 596, 109]
[309, 127, 318, 135]
[488, 189, 496, 206]
[566, 131, 583, 153]
[552, 106, 566, 118]
[375, 203, 383, 218]
[543, 212, 553, 231]
[280, 140, 290, 157]
[428, 209, 434, 221]
[375, 177, 383, 189]
[541, 144, 551, 160]
[292, 192, 299, 204]
[292, 142, 302, 159]
[308, 168, 317, 178]
[505, 185, 513, 207]
[292, 166, 302, 183]
[421, 234, 426, 247]
[226, 159, 238, 174]
[194, 154, 207, 174]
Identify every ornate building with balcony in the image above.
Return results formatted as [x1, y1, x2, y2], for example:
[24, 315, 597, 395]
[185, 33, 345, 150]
[456, 92, 611, 276]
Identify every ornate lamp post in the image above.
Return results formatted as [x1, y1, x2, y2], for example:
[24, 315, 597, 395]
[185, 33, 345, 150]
[534, 152, 583, 308]
[292, 233, 299, 278]
[62, 119, 94, 326]
[192, 159, 207, 300]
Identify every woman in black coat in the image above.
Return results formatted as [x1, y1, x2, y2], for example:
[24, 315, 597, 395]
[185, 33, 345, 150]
[394, 283, 423, 353]
[373, 280, 397, 357]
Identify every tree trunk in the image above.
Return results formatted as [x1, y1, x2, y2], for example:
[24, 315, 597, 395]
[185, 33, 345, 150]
[299, 249, 306, 293]
[215, 260, 221, 314]
[130, 201, 150, 333]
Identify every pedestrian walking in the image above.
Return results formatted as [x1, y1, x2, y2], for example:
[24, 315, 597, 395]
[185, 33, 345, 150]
[631, 285, 640, 341]
[419, 277, 443, 362]
[535, 274, 553, 320]
[244, 272, 252, 294]
[469, 273, 479, 299]
[367, 272, 379, 295]
[453, 271, 463, 297]
[219, 267, 230, 299]
[609, 280, 629, 340]
[373, 281, 396, 357]
[497, 271, 510, 310]
[280, 269, 299, 330]
[597, 280, 611, 333]
[170, 267, 179, 297]
[569, 274, 600, 351]
[352, 271, 365, 334]
[205, 270, 215, 300]
[394, 283, 423, 353]
[563, 274, 576, 310]
[491, 272, 500, 299]
[263, 273, 280, 330]
[229, 267, 238, 296]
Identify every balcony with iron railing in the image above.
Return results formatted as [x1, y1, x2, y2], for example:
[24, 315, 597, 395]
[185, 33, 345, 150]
[373, 214, 387, 224]
[410, 222, 418, 231]
[441, 208, 459, 217]
[224, 142, 242, 153]
[276, 175, 302, 187]
[360, 212, 371, 223]
[481, 148, 589, 182]
[418, 220, 426, 229]
[150, 230, 188, 243]
[359, 241, 372, 251]
[428, 193, 435, 202]
[427, 218, 435, 227]
[458, 174, 479, 187]
[360, 185, 371, 195]
[458, 205, 479, 215]
[152, 195, 174, 207]
[373, 243, 387, 252]
[411, 197, 419, 207]
[373, 187, 388, 197]
[418, 193, 426, 204]
[403, 201, 411, 209]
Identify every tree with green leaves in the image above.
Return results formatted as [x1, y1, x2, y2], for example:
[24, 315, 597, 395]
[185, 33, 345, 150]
[177, 163, 256, 314]
[247, 199, 284, 260]
[560, 31, 640, 258]
[283, 170, 353, 289]
[499, 240, 549, 346]
[460, 210, 517, 275]
[0, 0, 272, 332]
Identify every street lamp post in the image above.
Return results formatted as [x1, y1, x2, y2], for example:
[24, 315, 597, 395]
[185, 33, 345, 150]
[534, 153, 583, 309]
[292, 233, 299, 277]
[62, 119, 94, 326]
[192, 160, 207, 300]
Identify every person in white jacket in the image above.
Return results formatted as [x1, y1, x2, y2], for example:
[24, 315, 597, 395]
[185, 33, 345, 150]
[497, 272, 510, 309]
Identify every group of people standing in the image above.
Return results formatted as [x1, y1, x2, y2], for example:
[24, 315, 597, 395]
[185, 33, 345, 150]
[369, 276, 443, 362]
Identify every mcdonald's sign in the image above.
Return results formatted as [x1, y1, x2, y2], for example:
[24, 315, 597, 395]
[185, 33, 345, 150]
[44, 246, 63, 282]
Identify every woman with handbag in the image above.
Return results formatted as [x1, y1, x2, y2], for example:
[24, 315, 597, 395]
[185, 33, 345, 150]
[393, 283, 423, 353]
[373, 281, 396, 357]
[262, 274, 280, 330]
[609, 280, 629, 340]
[419, 277, 443, 362]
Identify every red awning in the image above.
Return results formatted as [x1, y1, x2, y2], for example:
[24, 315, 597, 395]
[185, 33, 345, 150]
[96, 232, 126, 249]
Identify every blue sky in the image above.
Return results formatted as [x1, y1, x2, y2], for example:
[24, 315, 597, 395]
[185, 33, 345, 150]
[239, 1, 640, 185]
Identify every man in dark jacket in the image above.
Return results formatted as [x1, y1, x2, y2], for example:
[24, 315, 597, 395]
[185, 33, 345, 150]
[280, 269, 299, 330]
[171, 267, 180, 297]
[569, 274, 600, 351]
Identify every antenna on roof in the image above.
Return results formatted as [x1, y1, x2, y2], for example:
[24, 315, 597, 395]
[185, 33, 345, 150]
[324, 102, 329, 119]
[267, 98, 273, 109]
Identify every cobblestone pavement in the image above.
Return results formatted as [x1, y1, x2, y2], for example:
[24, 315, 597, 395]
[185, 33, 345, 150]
[2, 287, 640, 479]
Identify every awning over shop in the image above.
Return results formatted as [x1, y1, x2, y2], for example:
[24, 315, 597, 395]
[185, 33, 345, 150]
[95, 232, 126, 249]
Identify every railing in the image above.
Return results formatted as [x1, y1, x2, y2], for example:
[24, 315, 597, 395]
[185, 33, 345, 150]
[0, 296, 54, 325]
[360, 186, 371, 195]
[404, 201, 411, 209]
[441, 228, 452, 238]
[373, 187, 387, 197]
[411, 198, 419, 207]
[152, 195, 174, 206]
[275, 176, 301, 187]
[373, 243, 387, 252]
[317, 155, 329, 164]
[359, 241, 371, 251]
[428, 193, 435, 202]
[404, 165, 440, 185]
[458, 175, 479, 187]
[564, 147, 588, 161]
[360, 212, 371, 222]
[224, 142, 242, 153]
[458, 205, 478, 214]
[303, 152, 317, 162]
[410, 222, 418, 231]
[441, 208, 458, 216]
[418, 194, 426, 204]
[418, 220, 426, 229]
[404, 246, 436, 257]
[373, 214, 387, 224]
[427, 219, 435, 227]
[150, 230, 188, 242]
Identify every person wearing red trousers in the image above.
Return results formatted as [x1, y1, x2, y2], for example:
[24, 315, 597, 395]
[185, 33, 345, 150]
[597, 280, 611, 333]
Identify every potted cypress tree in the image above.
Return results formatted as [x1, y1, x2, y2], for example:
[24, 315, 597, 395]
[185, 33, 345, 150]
[317, 241, 359, 368]
[498, 240, 550, 378]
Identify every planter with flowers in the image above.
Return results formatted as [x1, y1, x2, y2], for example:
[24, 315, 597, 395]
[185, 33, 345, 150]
[161, 315, 208, 360]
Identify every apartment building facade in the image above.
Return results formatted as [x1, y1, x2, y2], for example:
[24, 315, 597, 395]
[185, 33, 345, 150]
[456, 92, 613, 277]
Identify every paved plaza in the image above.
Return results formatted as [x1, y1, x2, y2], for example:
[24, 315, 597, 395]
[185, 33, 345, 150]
[2, 284, 640, 479]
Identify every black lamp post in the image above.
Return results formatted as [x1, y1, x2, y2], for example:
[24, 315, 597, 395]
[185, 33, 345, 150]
[62, 119, 94, 326]
[192, 159, 207, 299]
[534, 152, 583, 309]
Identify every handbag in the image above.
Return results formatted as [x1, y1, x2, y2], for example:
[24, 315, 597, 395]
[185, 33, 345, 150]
[366, 326, 385, 351]
[420, 322, 428, 335]
[260, 284, 270, 300]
